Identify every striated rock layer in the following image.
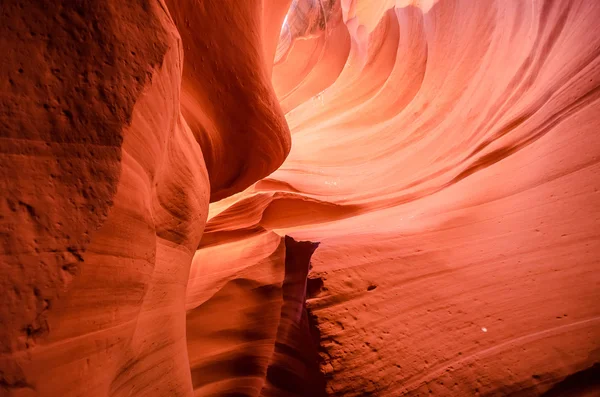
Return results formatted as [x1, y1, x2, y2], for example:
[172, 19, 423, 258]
[1, 0, 599, 396]
[1, 0, 290, 395]
[203, 0, 600, 395]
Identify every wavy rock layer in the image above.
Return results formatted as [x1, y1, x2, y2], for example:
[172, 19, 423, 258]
[203, 0, 600, 395]
[1, 0, 290, 396]
[1, 3, 206, 395]
[186, 234, 321, 396]
[1, 0, 599, 396]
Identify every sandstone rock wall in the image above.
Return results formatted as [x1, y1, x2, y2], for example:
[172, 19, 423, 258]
[1, 0, 599, 396]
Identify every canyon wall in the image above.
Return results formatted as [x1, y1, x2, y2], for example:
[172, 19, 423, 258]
[201, 0, 600, 395]
[1, 0, 599, 396]
[1, 0, 289, 395]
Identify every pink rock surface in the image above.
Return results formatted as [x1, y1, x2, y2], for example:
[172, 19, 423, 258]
[1, 0, 599, 396]
[204, 0, 600, 395]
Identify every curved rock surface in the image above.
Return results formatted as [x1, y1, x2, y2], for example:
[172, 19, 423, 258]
[1, 0, 599, 396]
[1, 0, 289, 395]
[203, 0, 600, 395]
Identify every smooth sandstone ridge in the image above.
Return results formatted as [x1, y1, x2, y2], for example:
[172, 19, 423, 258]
[1, 0, 289, 395]
[1, 0, 599, 397]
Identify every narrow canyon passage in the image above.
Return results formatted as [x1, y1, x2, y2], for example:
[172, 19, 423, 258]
[1, 0, 599, 396]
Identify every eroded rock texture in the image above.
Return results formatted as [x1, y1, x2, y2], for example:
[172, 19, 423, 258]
[1, 0, 288, 395]
[203, 0, 600, 395]
[1, 0, 599, 396]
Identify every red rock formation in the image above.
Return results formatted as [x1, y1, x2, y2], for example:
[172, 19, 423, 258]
[164, 0, 292, 202]
[1, 0, 289, 395]
[2, 0, 599, 396]
[201, 0, 600, 395]
[186, 234, 321, 396]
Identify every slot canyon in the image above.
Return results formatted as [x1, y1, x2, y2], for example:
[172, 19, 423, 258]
[1, 0, 599, 395]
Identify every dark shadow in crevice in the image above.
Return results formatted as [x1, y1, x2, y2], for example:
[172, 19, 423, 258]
[539, 363, 600, 397]
[261, 236, 327, 397]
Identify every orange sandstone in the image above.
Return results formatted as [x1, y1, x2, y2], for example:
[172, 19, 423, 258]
[1, 0, 599, 396]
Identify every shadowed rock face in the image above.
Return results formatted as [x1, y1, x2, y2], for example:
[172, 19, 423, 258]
[1, 0, 599, 396]
[186, 234, 322, 396]
[1, 0, 289, 395]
